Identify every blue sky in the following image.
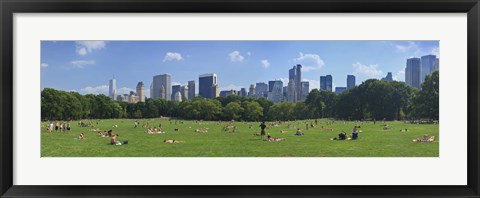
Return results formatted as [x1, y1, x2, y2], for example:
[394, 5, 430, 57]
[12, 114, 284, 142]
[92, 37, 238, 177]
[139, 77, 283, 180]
[41, 40, 439, 97]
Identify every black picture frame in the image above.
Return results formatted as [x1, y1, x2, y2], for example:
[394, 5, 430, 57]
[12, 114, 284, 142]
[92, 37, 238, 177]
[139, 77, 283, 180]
[1, 0, 479, 197]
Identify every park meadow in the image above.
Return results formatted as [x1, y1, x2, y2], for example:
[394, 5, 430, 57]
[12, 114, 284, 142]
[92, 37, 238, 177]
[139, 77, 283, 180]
[41, 118, 439, 157]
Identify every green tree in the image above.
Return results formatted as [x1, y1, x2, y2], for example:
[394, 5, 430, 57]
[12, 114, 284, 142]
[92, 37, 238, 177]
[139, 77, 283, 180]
[223, 102, 244, 120]
[243, 101, 264, 121]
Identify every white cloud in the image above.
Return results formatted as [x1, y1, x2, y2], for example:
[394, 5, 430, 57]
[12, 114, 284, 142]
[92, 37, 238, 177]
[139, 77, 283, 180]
[75, 41, 106, 56]
[279, 78, 289, 85]
[172, 82, 182, 86]
[145, 89, 151, 98]
[70, 60, 95, 68]
[393, 70, 406, 82]
[163, 52, 184, 62]
[247, 52, 252, 56]
[228, 51, 245, 62]
[80, 85, 109, 95]
[220, 84, 244, 91]
[260, 60, 270, 68]
[41, 63, 48, 68]
[395, 41, 418, 53]
[352, 62, 384, 78]
[294, 52, 325, 71]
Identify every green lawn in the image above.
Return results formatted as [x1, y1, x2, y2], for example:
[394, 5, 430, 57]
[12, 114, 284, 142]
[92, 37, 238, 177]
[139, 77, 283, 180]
[41, 119, 439, 157]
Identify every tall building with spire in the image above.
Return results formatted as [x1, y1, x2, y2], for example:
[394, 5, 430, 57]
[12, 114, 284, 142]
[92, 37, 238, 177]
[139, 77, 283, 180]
[109, 76, 117, 100]
[248, 84, 255, 98]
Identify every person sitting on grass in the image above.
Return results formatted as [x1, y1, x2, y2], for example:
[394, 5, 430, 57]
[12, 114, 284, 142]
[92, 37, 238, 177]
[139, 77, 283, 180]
[78, 133, 85, 140]
[103, 131, 108, 137]
[294, 128, 304, 136]
[110, 134, 121, 145]
[97, 131, 102, 137]
[163, 139, 185, 143]
[331, 131, 347, 140]
[351, 130, 359, 140]
[107, 130, 113, 137]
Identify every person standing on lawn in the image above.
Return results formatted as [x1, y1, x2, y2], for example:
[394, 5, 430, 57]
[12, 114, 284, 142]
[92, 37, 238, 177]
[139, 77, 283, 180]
[259, 121, 267, 140]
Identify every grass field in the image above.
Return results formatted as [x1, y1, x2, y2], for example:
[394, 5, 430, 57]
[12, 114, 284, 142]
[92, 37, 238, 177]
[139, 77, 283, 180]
[41, 119, 439, 157]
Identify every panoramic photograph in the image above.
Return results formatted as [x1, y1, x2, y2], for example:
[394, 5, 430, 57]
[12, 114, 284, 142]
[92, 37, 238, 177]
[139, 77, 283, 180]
[40, 40, 439, 157]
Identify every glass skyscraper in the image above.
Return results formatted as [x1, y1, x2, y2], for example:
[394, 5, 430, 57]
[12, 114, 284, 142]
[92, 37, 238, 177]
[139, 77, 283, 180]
[152, 74, 171, 100]
[347, 75, 355, 89]
[421, 55, 437, 84]
[405, 58, 421, 89]
[199, 73, 218, 99]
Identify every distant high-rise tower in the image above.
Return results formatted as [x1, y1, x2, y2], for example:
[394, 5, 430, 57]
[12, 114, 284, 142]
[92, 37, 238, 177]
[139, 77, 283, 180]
[300, 81, 309, 100]
[180, 85, 189, 100]
[255, 82, 268, 98]
[188, 80, 195, 100]
[109, 77, 117, 100]
[382, 72, 393, 82]
[405, 58, 421, 89]
[248, 84, 255, 98]
[152, 74, 171, 100]
[326, 75, 333, 92]
[421, 55, 437, 84]
[174, 92, 182, 102]
[160, 85, 166, 99]
[136, 82, 145, 102]
[267, 80, 283, 103]
[335, 87, 347, 94]
[347, 75, 356, 89]
[287, 80, 296, 102]
[295, 64, 302, 101]
[239, 88, 247, 97]
[171, 85, 181, 100]
[320, 76, 327, 91]
[199, 73, 218, 99]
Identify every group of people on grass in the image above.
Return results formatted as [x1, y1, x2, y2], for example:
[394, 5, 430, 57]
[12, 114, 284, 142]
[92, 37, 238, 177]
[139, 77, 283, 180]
[46, 121, 71, 133]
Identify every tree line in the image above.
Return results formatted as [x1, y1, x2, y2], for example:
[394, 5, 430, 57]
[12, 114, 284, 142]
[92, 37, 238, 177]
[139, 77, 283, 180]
[42, 71, 439, 121]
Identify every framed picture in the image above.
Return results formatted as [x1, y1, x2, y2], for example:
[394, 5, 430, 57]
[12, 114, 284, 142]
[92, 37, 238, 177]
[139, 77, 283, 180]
[1, 0, 479, 197]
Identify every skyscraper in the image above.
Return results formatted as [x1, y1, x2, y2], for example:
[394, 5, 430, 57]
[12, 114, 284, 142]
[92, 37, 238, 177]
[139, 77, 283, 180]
[149, 82, 153, 98]
[267, 80, 283, 103]
[282, 86, 288, 101]
[174, 92, 182, 102]
[180, 85, 189, 100]
[421, 55, 437, 84]
[320, 76, 327, 91]
[295, 64, 302, 101]
[152, 74, 171, 100]
[171, 85, 181, 100]
[199, 73, 218, 99]
[239, 88, 247, 97]
[287, 80, 296, 102]
[136, 82, 145, 102]
[188, 80, 195, 100]
[382, 72, 393, 81]
[248, 84, 255, 98]
[255, 82, 268, 98]
[405, 58, 421, 89]
[300, 81, 309, 100]
[109, 77, 117, 100]
[335, 87, 347, 94]
[347, 75, 355, 89]
[326, 75, 333, 92]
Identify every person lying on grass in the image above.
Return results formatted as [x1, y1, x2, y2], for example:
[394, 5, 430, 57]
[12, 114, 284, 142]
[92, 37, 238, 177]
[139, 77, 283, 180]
[265, 135, 286, 142]
[163, 139, 185, 143]
[412, 134, 435, 142]
[146, 127, 165, 134]
[194, 127, 208, 133]
[400, 128, 408, 132]
[294, 128, 304, 136]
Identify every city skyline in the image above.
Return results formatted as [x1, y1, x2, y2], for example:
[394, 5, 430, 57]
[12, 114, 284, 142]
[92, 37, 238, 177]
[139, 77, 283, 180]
[41, 41, 439, 97]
